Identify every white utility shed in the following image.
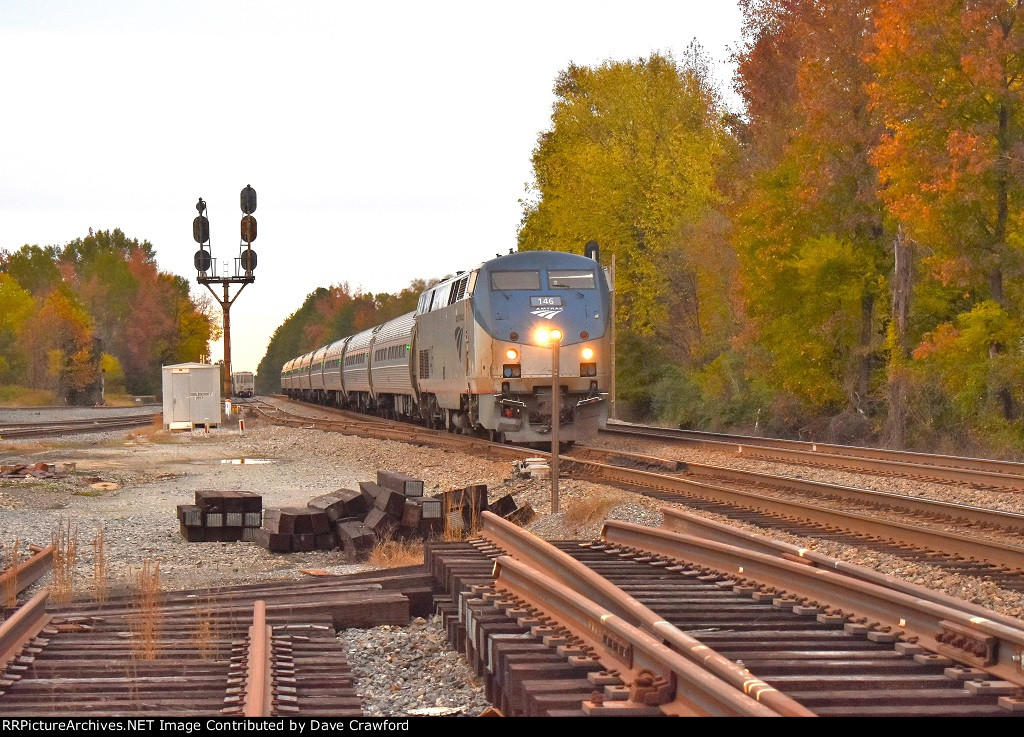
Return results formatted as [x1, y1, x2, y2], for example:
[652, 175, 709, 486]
[162, 363, 221, 429]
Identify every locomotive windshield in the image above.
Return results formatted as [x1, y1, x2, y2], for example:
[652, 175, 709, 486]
[548, 269, 595, 289]
[490, 270, 541, 290]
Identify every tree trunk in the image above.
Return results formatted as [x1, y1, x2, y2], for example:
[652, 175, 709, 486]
[891, 226, 913, 359]
[885, 226, 913, 448]
[857, 292, 873, 400]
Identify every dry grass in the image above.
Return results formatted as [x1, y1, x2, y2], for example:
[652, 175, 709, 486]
[441, 493, 465, 541]
[0, 386, 57, 406]
[51, 520, 79, 604]
[367, 538, 425, 568]
[91, 528, 109, 602]
[3, 538, 20, 608]
[194, 598, 217, 660]
[562, 490, 629, 530]
[131, 559, 162, 660]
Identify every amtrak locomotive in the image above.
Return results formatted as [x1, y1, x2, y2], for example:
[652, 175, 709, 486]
[281, 249, 611, 443]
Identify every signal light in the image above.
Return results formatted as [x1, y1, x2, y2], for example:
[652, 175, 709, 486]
[580, 363, 597, 377]
[241, 214, 257, 243]
[581, 347, 594, 360]
[240, 185, 257, 214]
[505, 348, 519, 361]
[193, 215, 210, 244]
[503, 364, 521, 378]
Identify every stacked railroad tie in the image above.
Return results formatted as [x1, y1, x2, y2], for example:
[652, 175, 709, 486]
[177, 490, 263, 542]
[248, 470, 533, 560]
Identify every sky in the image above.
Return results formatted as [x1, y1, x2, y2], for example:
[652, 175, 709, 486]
[0, 1, 744, 375]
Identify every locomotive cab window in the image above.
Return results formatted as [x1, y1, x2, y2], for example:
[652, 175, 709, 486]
[490, 270, 541, 291]
[548, 270, 595, 290]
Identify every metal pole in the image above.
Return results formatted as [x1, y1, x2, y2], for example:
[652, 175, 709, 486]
[222, 281, 232, 406]
[610, 253, 616, 420]
[551, 337, 560, 514]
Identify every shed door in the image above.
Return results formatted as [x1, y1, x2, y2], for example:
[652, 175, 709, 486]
[172, 371, 191, 423]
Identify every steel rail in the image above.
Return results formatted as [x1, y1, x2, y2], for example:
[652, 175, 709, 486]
[0, 414, 156, 439]
[0, 544, 54, 598]
[0, 589, 51, 675]
[572, 447, 1024, 536]
[491, 555, 782, 716]
[601, 521, 1024, 688]
[602, 423, 1024, 490]
[479, 511, 812, 716]
[567, 456, 1024, 571]
[270, 396, 1024, 541]
[242, 600, 273, 717]
[659, 506, 1024, 633]
[261, 398, 1024, 569]
[607, 421, 1024, 476]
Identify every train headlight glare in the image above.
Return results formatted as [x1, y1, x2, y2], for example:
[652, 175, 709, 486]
[505, 348, 518, 361]
[581, 347, 594, 360]
[535, 328, 550, 345]
[550, 328, 562, 342]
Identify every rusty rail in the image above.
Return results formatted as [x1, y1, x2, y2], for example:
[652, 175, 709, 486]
[579, 449, 1024, 536]
[0, 589, 51, 674]
[242, 600, 273, 717]
[0, 544, 54, 598]
[571, 457, 1024, 571]
[602, 423, 1024, 491]
[660, 505, 1024, 633]
[491, 555, 780, 716]
[601, 520, 1024, 688]
[479, 512, 811, 716]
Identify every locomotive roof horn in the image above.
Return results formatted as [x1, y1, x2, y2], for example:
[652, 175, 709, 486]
[584, 240, 600, 263]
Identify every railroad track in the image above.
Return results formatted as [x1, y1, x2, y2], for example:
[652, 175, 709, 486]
[258, 396, 1024, 585]
[0, 414, 157, 440]
[602, 422, 1024, 492]
[428, 512, 1024, 716]
[0, 567, 433, 716]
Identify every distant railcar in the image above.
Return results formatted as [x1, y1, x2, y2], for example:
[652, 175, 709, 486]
[281, 250, 611, 443]
[231, 371, 255, 398]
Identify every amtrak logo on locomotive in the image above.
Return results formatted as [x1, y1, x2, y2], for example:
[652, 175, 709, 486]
[530, 295, 563, 320]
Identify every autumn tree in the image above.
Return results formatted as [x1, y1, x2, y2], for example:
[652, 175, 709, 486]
[733, 0, 890, 435]
[1, 229, 213, 400]
[22, 287, 99, 402]
[518, 52, 731, 414]
[869, 0, 1024, 434]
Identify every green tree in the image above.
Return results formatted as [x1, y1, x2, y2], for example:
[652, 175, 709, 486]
[0, 245, 62, 295]
[0, 274, 34, 383]
[518, 52, 730, 414]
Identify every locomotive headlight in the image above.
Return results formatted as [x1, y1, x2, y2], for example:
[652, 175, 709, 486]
[535, 327, 550, 345]
[550, 328, 562, 342]
[505, 348, 519, 361]
[581, 347, 594, 360]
